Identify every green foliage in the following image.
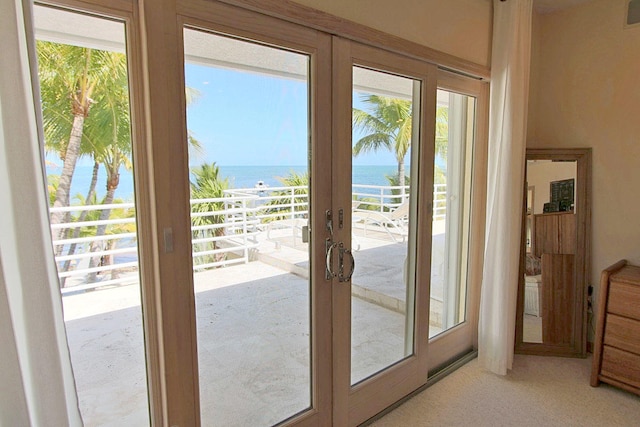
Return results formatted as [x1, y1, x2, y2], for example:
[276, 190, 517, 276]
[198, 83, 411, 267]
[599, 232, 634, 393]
[47, 174, 59, 206]
[352, 95, 450, 191]
[434, 165, 446, 185]
[39, 40, 201, 207]
[275, 170, 309, 187]
[69, 194, 135, 239]
[38, 41, 130, 169]
[435, 106, 449, 161]
[353, 95, 412, 162]
[351, 197, 381, 212]
[352, 95, 413, 191]
[190, 163, 230, 267]
[262, 171, 309, 222]
[190, 162, 230, 228]
[384, 174, 410, 207]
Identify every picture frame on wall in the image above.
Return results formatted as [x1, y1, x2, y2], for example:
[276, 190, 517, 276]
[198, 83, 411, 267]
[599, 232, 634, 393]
[625, 0, 640, 28]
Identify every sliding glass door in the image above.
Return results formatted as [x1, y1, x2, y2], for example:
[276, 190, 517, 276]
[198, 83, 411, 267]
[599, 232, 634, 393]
[33, 4, 150, 425]
[33, 1, 485, 425]
[181, 26, 323, 426]
[427, 72, 486, 372]
[331, 38, 437, 425]
[178, 5, 333, 425]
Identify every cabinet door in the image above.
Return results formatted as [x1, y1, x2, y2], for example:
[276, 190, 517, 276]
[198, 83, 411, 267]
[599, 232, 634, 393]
[541, 253, 575, 344]
[534, 213, 576, 257]
[559, 213, 576, 254]
[534, 214, 559, 257]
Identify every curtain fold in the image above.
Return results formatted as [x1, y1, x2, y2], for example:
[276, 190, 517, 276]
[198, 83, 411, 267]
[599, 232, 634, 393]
[0, 0, 81, 424]
[478, 0, 533, 375]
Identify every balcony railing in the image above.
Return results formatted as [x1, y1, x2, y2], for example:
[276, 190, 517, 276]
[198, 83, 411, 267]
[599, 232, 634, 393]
[51, 183, 447, 293]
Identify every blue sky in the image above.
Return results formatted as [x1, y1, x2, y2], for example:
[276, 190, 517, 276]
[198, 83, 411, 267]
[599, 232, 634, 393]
[48, 63, 404, 172]
[185, 63, 402, 167]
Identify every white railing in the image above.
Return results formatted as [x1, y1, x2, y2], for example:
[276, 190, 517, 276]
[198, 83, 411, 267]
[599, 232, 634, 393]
[433, 183, 447, 220]
[352, 183, 446, 220]
[51, 183, 447, 293]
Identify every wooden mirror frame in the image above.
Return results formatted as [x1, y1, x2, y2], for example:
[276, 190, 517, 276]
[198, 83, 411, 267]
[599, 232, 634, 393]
[515, 148, 591, 357]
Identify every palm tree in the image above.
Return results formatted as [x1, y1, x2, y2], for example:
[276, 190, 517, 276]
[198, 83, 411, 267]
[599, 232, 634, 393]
[39, 40, 204, 284]
[82, 51, 132, 281]
[97, 200, 137, 281]
[190, 163, 230, 267]
[353, 95, 412, 189]
[352, 95, 450, 189]
[37, 41, 120, 241]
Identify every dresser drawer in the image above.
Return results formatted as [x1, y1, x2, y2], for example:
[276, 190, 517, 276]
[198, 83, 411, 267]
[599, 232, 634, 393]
[608, 280, 640, 321]
[601, 346, 640, 389]
[604, 314, 640, 354]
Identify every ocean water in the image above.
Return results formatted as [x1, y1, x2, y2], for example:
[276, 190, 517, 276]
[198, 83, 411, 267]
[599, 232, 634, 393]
[47, 163, 407, 203]
[47, 163, 408, 265]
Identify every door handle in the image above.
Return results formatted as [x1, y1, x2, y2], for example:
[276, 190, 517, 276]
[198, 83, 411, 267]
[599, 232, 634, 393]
[324, 208, 355, 282]
[338, 246, 355, 282]
[326, 239, 338, 280]
[326, 240, 355, 282]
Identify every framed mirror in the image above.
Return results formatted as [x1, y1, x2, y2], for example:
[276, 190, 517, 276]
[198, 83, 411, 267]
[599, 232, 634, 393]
[515, 148, 591, 357]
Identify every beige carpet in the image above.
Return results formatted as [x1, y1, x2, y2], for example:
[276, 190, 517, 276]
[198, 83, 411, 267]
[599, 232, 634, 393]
[372, 354, 640, 426]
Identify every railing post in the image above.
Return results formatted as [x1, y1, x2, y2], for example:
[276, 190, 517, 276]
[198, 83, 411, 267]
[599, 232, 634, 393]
[242, 198, 249, 263]
[290, 188, 295, 220]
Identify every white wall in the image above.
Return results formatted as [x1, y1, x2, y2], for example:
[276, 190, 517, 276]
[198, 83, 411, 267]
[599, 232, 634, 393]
[527, 161, 577, 215]
[528, 0, 640, 295]
[290, 0, 493, 67]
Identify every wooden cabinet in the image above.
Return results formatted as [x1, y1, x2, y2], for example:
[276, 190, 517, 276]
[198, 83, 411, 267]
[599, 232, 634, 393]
[533, 211, 576, 258]
[591, 260, 640, 396]
[541, 253, 575, 344]
[533, 212, 577, 345]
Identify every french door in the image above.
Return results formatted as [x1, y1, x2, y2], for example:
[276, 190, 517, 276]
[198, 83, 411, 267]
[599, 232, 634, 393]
[173, 10, 465, 423]
[35, 0, 482, 425]
[331, 38, 436, 425]
[174, 4, 333, 425]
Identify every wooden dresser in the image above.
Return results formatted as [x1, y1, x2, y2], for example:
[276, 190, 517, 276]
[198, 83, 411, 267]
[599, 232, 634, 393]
[591, 260, 640, 396]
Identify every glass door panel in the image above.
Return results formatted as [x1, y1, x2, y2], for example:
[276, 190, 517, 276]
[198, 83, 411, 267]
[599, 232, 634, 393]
[350, 67, 419, 384]
[332, 38, 435, 425]
[34, 5, 149, 425]
[183, 27, 313, 426]
[429, 89, 476, 338]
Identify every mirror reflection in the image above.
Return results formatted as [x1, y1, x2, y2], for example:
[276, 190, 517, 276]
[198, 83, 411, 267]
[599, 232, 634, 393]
[523, 160, 577, 344]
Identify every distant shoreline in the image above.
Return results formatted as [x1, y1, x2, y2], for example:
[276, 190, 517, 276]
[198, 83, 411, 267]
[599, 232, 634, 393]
[46, 164, 409, 204]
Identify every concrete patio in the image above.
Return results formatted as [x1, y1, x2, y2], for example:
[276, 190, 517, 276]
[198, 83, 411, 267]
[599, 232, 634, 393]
[62, 224, 448, 426]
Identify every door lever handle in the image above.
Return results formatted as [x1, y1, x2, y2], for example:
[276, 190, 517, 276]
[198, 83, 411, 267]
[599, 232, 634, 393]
[338, 246, 355, 282]
[326, 239, 355, 282]
[325, 239, 338, 280]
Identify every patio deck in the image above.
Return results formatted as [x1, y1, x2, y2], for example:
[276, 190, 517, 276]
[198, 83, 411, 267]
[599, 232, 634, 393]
[62, 225, 446, 426]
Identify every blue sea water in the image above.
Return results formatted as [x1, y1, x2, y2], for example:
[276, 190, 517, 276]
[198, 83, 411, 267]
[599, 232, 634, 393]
[47, 163, 408, 266]
[47, 163, 407, 203]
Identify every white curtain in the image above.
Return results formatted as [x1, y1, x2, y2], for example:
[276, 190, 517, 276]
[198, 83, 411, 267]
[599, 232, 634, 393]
[0, 0, 81, 424]
[478, 0, 533, 375]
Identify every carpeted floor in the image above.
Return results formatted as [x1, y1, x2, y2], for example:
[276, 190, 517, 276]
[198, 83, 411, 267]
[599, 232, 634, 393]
[372, 354, 640, 426]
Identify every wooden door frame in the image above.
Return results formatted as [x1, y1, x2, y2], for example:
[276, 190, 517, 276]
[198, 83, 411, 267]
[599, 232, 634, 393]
[332, 37, 438, 426]
[173, 2, 335, 425]
[35, 1, 489, 424]
[426, 71, 488, 374]
[33, 0, 168, 423]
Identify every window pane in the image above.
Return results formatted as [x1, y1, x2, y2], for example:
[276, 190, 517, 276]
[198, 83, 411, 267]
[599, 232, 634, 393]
[183, 28, 312, 426]
[350, 67, 419, 385]
[34, 5, 149, 425]
[429, 89, 476, 338]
